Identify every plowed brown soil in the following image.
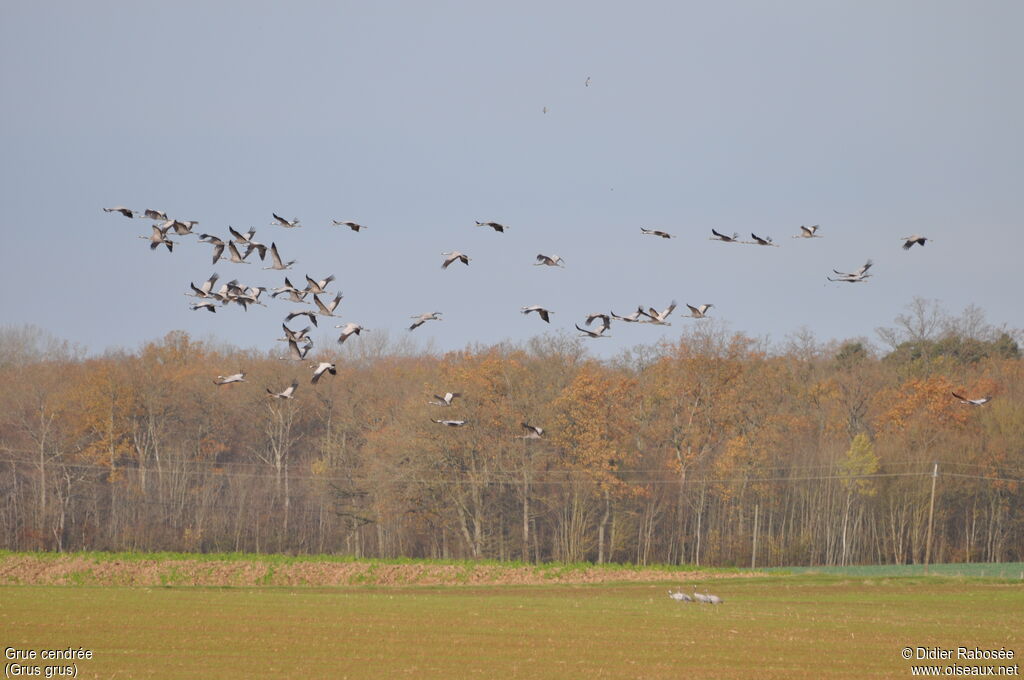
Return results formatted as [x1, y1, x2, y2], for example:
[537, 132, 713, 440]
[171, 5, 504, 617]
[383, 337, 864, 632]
[0, 553, 756, 587]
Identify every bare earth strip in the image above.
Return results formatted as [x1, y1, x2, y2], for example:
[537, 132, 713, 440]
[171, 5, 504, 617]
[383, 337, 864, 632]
[0, 553, 757, 587]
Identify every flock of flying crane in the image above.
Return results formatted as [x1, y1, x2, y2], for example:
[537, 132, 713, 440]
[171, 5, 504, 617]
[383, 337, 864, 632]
[103, 205, 992, 416]
[100, 207, 584, 434]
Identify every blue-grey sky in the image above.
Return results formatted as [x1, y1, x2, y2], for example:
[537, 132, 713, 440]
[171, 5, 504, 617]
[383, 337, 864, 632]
[2, 1, 1021, 358]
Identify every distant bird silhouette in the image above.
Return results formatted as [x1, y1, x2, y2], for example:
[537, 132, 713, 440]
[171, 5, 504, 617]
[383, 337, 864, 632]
[710, 229, 740, 243]
[902, 235, 929, 250]
[475, 221, 508, 233]
[333, 220, 367, 232]
[214, 372, 246, 385]
[641, 228, 674, 239]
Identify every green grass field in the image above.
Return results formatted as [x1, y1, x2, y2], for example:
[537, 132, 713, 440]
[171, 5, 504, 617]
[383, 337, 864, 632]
[2, 571, 1021, 679]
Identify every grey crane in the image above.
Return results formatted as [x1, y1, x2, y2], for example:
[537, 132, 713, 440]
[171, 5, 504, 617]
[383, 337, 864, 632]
[576, 323, 610, 338]
[534, 253, 565, 267]
[332, 220, 367, 232]
[189, 301, 217, 313]
[519, 422, 544, 439]
[585, 313, 612, 335]
[793, 225, 821, 238]
[441, 251, 471, 269]
[521, 305, 553, 323]
[286, 309, 319, 327]
[187, 273, 220, 298]
[640, 227, 674, 239]
[140, 223, 175, 252]
[902, 235, 930, 250]
[611, 308, 647, 323]
[228, 227, 267, 260]
[283, 338, 314, 361]
[143, 209, 168, 221]
[271, 277, 308, 302]
[304, 274, 336, 295]
[429, 392, 461, 407]
[433, 419, 468, 427]
[229, 225, 256, 244]
[267, 380, 299, 399]
[335, 322, 367, 344]
[313, 293, 344, 317]
[749, 232, 778, 247]
[710, 229, 740, 243]
[165, 219, 198, 236]
[409, 312, 443, 331]
[262, 242, 296, 270]
[214, 372, 246, 385]
[668, 590, 692, 602]
[828, 259, 873, 282]
[640, 301, 677, 325]
[475, 220, 508, 233]
[280, 323, 313, 344]
[686, 303, 714, 319]
[103, 206, 135, 218]
[311, 362, 336, 385]
[234, 286, 267, 309]
[952, 392, 993, 406]
[198, 234, 227, 264]
[226, 241, 251, 264]
[271, 213, 301, 228]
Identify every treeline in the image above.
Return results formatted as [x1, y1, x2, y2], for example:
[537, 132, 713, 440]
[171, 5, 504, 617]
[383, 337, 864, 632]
[0, 305, 1021, 567]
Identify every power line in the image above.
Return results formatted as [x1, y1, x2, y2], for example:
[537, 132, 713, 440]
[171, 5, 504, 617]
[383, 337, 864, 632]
[0, 455, 1019, 486]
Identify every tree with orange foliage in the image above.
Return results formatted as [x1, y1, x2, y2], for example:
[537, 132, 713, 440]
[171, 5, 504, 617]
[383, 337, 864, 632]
[549, 362, 637, 563]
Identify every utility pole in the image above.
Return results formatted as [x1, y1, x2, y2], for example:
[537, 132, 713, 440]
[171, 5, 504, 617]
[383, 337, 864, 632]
[924, 462, 938, 575]
[751, 503, 759, 569]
